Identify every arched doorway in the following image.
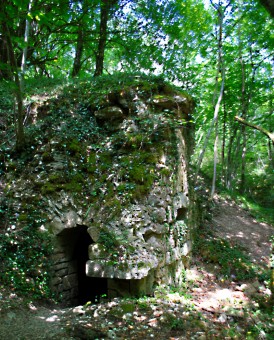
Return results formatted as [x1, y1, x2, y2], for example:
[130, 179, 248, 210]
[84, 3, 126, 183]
[51, 225, 108, 306]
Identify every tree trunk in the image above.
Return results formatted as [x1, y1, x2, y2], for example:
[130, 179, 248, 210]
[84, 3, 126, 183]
[225, 125, 238, 190]
[94, 0, 117, 77]
[71, 0, 88, 78]
[20, 0, 33, 90]
[221, 91, 227, 181]
[1, 10, 25, 151]
[211, 2, 225, 199]
[72, 28, 84, 77]
[239, 55, 247, 194]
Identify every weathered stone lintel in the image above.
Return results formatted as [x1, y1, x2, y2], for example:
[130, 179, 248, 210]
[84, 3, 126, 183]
[86, 259, 157, 280]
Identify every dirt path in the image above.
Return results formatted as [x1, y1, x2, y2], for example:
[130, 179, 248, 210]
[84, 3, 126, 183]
[211, 196, 273, 268]
[0, 196, 273, 339]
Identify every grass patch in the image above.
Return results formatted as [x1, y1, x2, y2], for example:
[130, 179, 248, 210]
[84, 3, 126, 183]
[193, 229, 258, 281]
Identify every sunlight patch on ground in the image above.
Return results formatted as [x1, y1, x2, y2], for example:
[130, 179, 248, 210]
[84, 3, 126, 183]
[193, 285, 248, 313]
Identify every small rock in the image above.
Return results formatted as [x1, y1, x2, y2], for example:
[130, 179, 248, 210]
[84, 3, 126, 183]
[236, 284, 247, 291]
[148, 318, 158, 327]
[73, 306, 85, 315]
[122, 312, 133, 320]
[218, 313, 227, 323]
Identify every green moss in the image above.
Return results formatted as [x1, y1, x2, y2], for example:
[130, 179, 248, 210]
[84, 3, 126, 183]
[129, 166, 155, 188]
[143, 153, 159, 164]
[7, 161, 16, 170]
[137, 261, 147, 269]
[67, 139, 82, 154]
[121, 302, 135, 313]
[41, 182, 61, 195]
[48, 173, 66, 184]
[104, 196, 122, 215]
[71, 172, 85, 183]
[125, 133, 149, 149]
[99, 152, 112, 164]
[86, 165, 96, 174]
[17, 214, 28, 222]
[41, 152, 54, 162]
[160, 167, 171, 176]
[131, 185, 150, 201]
[87, 152, 96, 164]
[130, 150, 160, 166]
[128, 164, 146, 183]
[63, 181, 82, 192]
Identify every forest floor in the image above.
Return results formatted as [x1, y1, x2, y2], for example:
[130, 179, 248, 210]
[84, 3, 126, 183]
[0, 195, 273, 339]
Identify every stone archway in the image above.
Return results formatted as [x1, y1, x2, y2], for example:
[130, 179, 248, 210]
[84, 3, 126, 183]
[50, 225, 108, 306]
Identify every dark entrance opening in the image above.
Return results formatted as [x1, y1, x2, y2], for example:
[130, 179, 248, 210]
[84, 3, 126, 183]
[74, 225, 108, 305]
[54, 225, 108, 306]
[176, 207, 187, 221]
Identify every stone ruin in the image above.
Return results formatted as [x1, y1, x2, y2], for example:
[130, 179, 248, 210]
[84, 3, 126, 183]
[3, 75, 196, 306]
[45, 77, 196, 305]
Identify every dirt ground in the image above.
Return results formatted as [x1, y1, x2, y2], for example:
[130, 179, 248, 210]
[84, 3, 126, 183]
[0, 195, 273, 339]
[210, 196, 272, 268]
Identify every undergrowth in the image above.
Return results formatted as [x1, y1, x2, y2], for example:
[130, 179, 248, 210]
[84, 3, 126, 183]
[193, 229, 259, 280]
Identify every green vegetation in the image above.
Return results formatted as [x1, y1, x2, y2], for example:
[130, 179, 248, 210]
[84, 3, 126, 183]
[0, 4, 273, 339]
[193, 232, 258, 281]
[0, 208, 53, 299]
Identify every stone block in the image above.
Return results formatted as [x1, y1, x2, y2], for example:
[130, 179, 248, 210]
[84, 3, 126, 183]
[49, 217, 64, 235]
[55, 268, 68, 277]
[54, 261, 69, 271]
[88, 226, 100, 242]
[130, 277, 147, 296]
[63, 210, 79, 229]
[94, 106, 124, 121]
[145, 235, 165, 251]
[52, 252, 67, 264]
[180, 240, 192, 256]
[108, 279, 131, 298]
[63, 274, 78, 290]
[86, 260, 115, 278]
[50, 276, 62, 286]
[173, 192, 189, 211]
[151, 207, 167, 223]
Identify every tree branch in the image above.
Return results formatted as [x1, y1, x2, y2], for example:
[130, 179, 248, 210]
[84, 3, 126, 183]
[235, 116, 274, 143]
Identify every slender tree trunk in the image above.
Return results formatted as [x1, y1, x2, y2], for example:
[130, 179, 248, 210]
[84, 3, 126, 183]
[71, 0, 88, 77]
[4, 23, 25, 150]
[21, 0, 33, 90]
[239, 55, 247, 194]
[195, 1, 226, 191]
[94, 0, 117, 77]
[211, 3, 225, 199]
[210, 70, 225, 198]
[268, 140, 274, 169]
[221, 91, 226, 173]
[225, 125, 238, 189]
[211, 120, 219, 197]
[0, 1, 25, 151]
[238, 46, 258, 193]
[72, 28, 84, 77]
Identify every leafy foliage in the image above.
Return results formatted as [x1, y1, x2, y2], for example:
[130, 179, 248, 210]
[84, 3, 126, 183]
[0, 208, 53, 298]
